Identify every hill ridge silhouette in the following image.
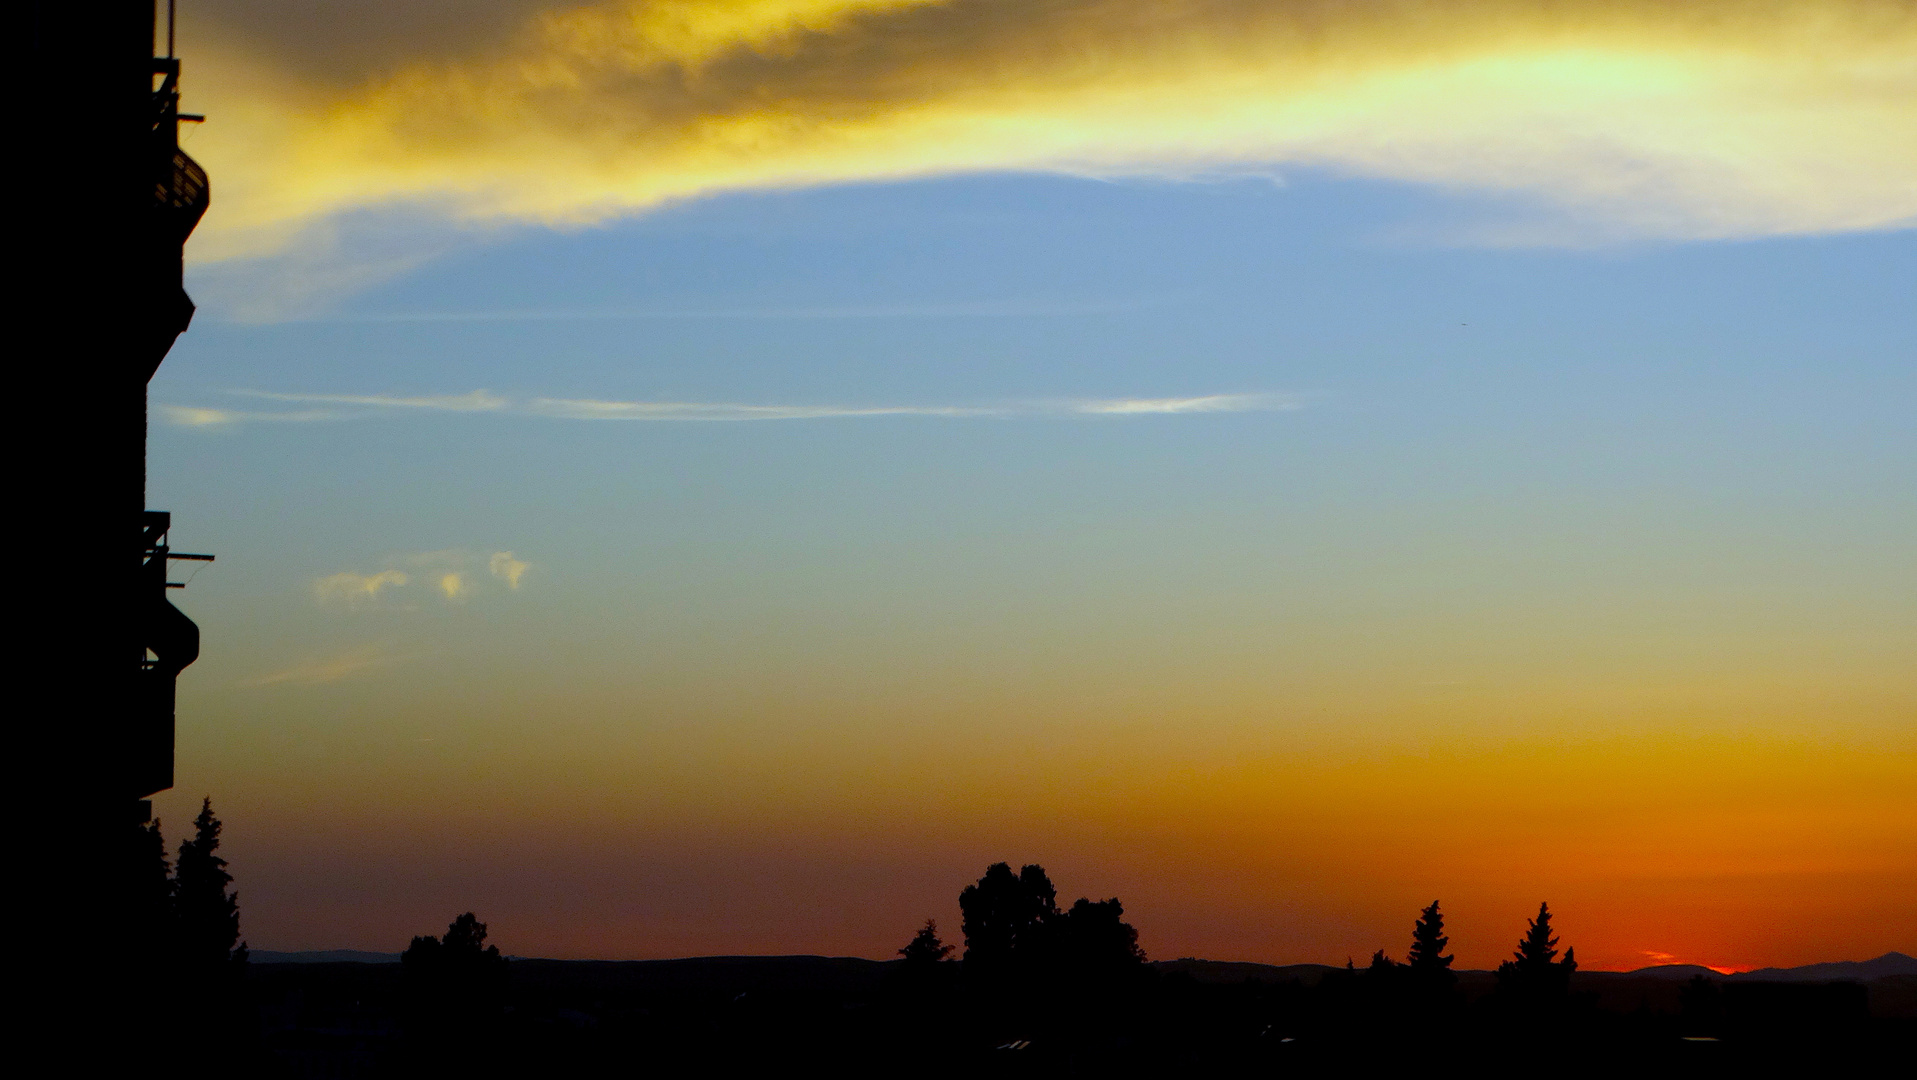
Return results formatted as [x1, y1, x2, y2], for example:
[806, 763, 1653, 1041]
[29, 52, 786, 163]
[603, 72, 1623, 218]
[248, 948, 1916, 980]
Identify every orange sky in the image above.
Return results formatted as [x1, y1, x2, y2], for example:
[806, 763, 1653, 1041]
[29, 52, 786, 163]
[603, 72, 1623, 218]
[147, 0, 1915, 967]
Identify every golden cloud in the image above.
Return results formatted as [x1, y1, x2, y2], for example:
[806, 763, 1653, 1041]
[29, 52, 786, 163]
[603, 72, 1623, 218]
[313, 568, 410, 605]
[183, 0, 1916, 267]
[310, 550, 534, 607]
[489, 551, 531, 589]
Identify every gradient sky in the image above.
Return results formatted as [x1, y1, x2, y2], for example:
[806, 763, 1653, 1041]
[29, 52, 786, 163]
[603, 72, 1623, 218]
[146, 0, 1913, 972]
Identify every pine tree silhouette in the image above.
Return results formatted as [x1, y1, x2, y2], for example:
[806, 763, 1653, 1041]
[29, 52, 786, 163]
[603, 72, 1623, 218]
[1495, 902, 1576, 1005]
[1406, 900, 1455, 987]
[899, 919, 954, 967]
[1512, 902, 1559, 968]
[174, 798, 245, 973]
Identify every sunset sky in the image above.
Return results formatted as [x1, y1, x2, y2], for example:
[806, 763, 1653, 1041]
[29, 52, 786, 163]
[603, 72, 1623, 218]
[149, 0, 1913, 971]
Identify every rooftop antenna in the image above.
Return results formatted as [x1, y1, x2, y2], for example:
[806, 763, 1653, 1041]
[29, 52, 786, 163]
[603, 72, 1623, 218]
[156, 2, 204, 127]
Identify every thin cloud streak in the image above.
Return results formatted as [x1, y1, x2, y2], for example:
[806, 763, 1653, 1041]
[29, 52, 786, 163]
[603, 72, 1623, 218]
[527, 398, 1002, 421]
[158, 390, 1300, 426]
[307, 298, 1163, 323]
[159, 404, 352, 427]
[231, 389, 511, 411]
[1075, 394, 1290, 415]
[239, 644, 398, 687]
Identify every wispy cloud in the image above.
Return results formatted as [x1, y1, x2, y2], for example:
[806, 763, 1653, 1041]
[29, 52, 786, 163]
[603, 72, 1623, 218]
[526, 398, 1000, 421]
[161, 389, 1299, 426]
[313, 569, 411, 607]
[239, 644, 398, 687]
[313, 550, 534, 609]
[306, 298, 1159, 324]
[230, 389, 510, 411]
[1072, 394, 1289, 415]
[159, 404, 352, 427]
[489, 552, 531, 589]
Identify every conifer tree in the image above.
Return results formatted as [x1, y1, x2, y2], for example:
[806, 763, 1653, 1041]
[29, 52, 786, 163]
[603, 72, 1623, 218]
[174, 798, 245, 973]
[899, 919, 954, 967]
[1495, 901, 1575, 1002]
[1512, 902, 1559, 969]
[1407, 901, 1455, 987]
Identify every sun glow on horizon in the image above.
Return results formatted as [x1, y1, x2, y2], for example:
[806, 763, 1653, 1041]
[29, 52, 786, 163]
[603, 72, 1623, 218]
[1638, 951, 1746, 975]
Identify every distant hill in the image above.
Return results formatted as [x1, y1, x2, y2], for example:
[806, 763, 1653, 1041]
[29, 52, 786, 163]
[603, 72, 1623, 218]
[247, 949, 1917, 983]
[1617, 953, 1915, 981]
[1619, 963, 1733, 980]
[1731, 952, 1917, 982]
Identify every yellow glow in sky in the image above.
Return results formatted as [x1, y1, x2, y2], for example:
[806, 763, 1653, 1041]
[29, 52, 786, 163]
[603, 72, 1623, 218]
[182, 0, 1917, 266]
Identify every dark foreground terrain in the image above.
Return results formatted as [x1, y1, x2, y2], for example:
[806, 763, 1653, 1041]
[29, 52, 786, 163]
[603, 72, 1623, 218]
[237, 953, 1915, 1077]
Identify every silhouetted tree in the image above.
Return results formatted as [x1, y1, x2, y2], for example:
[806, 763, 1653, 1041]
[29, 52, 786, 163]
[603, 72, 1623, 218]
[1052, 898, 1145, 974]
[1512, 902, 1560, 968]
[894, 917, 957, 1008]
[900, 919, 954, 967]
[402, 913, 509, 1058]
[403, 913, 509, 1030]
[130, 815, 174, 959]
[405, 913, 506, 984]
[1407, 901, 1455, 987]
[1495, 902, 1576, 1005]
[1359, 944, 1413, 1027]
[959, 863, 1057, 974]
[174, 798, 246, 974]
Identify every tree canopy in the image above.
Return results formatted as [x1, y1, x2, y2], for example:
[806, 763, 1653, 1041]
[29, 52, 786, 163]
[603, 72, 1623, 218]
[899, 919, 954, 967]
[174, 798, 245, 972]
[1495, 902, 1577, 1003]
[958, 862, 1056, 971]
[957, 862, 1142, 984]
[1407, 900, 1455, 985]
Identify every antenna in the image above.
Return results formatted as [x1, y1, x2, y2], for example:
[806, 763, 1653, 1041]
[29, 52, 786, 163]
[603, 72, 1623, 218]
[167, 0, 176, 59]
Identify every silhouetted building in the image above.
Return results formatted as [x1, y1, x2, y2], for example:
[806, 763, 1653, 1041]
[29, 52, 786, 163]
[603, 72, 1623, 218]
[23, 0, 208, 1057]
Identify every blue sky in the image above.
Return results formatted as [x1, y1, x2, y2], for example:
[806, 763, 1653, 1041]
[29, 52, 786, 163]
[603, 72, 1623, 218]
[146, 10, 1916, 963]
[159, 175, 1915, 617]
